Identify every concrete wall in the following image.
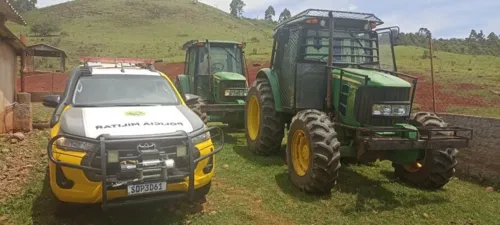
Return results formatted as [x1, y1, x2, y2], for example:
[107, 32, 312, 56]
[0, 40, 17, 133]
[439, 113, 500, 183]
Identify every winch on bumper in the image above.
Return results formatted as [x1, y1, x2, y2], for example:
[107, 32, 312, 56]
[47, 127, 224, 209]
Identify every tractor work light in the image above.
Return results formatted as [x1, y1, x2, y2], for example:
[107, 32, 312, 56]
[305, 18, 319, 24]
[372, 104, 410, 116]
[224, 89, 247, 97]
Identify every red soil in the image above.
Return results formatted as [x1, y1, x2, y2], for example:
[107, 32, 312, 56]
[412, 74, 489, 112]
[16, 61, 492, 113]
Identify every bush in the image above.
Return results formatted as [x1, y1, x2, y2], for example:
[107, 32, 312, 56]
[30, 21, 62, 36]
[250, 37, 260, 43]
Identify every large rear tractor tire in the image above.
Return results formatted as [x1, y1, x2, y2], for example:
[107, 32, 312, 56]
[245, 76, 284, 155]
[393, 111, 458, 189]
[286, 110, 341, 194]
[188, 98, 208, 124]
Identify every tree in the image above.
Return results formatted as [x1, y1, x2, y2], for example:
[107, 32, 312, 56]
[468, 29, 478, 42]
[278, 8, 291, 23]
[477, 30, 485, 42]
[30, 20, 61, 36]
[265, 6, 275, 21]
[10, 0, 37, 13]
[487, 32, 499, 42]
[229, 0, 245, 17]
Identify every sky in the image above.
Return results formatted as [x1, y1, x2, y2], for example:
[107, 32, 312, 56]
[37, 0, 500, 39]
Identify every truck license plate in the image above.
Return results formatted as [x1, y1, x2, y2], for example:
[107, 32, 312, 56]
[127, 182, 167, 195]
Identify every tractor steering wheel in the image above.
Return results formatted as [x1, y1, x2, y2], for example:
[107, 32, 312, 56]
[211, 63, 225, 72]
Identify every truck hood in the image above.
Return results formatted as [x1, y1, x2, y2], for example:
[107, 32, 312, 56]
[213, 72, 246, 81]
[334, 68, 411, 88]
[59, 105, 204, 138]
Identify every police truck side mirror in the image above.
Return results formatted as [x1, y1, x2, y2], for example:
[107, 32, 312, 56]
[42, 95, 61, 108]
[184, 94, 200, 105]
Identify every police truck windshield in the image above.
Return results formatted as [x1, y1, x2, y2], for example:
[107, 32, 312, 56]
[72, 75, 180, 107]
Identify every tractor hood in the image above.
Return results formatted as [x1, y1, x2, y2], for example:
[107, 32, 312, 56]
[334, 68, 411, 88]
[213, 72, 246, 81]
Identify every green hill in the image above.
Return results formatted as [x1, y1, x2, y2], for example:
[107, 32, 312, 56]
[6, 0, 500, 117]
[7, 0, 275, 67]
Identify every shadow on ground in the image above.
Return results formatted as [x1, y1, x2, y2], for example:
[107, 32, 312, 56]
[232, 145, 287, 167]
[31, 173, 204, 225]
[274, 165, 450, 214]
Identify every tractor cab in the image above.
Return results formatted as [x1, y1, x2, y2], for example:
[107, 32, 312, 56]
[181, 40, 248, 102]
[175, 40, 249, 127]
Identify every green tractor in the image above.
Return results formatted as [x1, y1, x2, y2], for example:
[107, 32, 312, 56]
[175, 40, 249, 127]
[245, 9, 472, 193]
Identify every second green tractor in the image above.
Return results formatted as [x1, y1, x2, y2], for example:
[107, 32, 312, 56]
[245, 9, 472, 194]
[175, 40, 249, 128]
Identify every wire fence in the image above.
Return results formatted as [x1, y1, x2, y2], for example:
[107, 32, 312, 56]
[407, 42, 500, 119]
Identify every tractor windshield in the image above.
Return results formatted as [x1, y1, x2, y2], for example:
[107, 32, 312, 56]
[302, 29, 384, 67]
[198, 46, 244, 75]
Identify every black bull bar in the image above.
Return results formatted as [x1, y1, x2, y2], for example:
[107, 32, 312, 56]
[47, 126, 224, 209]
[355, 126, 473, 151]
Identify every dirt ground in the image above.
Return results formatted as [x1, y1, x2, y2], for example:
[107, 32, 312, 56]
[15, 61, 494, 113]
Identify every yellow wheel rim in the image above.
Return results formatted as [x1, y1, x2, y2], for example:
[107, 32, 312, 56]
[403, 162, 423, 172]
[403, 151, 426, 173]
[291, 130, 310, 176]
[247, 96, 260, 141]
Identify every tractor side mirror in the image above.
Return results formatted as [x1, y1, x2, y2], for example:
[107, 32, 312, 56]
[42, 95, 61, 108]
[277, 28, 290, 44]
[392, 30, 400, 46]
[184, 94, 200, 105]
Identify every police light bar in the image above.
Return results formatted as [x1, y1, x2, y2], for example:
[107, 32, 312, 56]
[79, 56, 162, 65]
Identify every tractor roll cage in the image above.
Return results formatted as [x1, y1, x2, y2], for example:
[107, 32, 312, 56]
[47, 127, 224, 209]
[275, 8, 384, 30]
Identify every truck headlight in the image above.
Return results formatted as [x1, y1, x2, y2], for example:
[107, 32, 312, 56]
[55, 137, 96, 152]
[372, 104, 410, 116]
[191, 126, 211, 145]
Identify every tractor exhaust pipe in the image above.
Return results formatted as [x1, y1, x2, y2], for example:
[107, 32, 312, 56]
[206, 39, 212, 90]
[326, 12, 334, 111]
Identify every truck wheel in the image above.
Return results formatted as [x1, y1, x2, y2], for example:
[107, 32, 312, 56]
[245, 77, 284, 155]
[188, 98, 208, 124]
[286, 109, 341, 194]
[193, 181, 211, 201]
[393, 112, 458, 189]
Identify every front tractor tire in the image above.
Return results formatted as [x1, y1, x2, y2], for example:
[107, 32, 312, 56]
[188, 98, 208, 124]
[393, 111, 458, 189]
[245, 76, 284, 156]
[286, 110, 341, 194]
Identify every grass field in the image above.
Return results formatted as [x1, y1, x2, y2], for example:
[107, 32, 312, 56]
[0, 124, 499, 225]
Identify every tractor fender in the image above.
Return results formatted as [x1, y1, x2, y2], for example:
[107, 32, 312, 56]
[256, 68, 282, 111]
[175, 74, 191, 94]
